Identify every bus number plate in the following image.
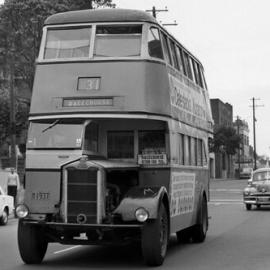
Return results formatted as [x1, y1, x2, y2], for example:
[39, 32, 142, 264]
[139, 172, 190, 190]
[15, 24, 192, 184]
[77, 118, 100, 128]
[32, 192, 50, 200]
[78, 77, 100, 91]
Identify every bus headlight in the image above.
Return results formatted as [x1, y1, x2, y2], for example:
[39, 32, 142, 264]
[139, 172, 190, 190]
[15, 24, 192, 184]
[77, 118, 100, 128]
[135, 208, 149, 222]
[16, 204, 29, 218]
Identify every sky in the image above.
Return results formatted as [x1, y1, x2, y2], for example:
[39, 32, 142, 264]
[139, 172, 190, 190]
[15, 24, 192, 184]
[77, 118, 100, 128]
[1, 0, 270, 156]
[112, 0, 270, 157]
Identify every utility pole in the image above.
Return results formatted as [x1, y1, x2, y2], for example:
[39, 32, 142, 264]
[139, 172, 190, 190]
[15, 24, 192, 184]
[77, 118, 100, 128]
[251, 97, 264, 170]
[146, 6, 168, 18]
[236, 116, 241, 178]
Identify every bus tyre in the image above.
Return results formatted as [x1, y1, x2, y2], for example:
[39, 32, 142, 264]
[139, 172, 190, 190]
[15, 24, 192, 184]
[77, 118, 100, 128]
[141, 203, 168, 266]
[192, 196, 208, 243]
[0, 208, 8, 225]
[245, 204, 252, 210]
[18, 220, 48, 264]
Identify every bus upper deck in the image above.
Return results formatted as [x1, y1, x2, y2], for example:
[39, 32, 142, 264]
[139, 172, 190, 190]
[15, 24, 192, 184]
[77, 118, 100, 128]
[30, 9, 213, 133]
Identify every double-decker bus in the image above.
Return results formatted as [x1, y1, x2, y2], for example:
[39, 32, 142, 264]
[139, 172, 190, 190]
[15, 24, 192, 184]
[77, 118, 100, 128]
[16, 9, 213, 266]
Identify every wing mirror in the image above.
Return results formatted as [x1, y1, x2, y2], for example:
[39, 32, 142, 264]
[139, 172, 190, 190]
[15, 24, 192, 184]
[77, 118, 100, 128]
[247, 179, 252, 186]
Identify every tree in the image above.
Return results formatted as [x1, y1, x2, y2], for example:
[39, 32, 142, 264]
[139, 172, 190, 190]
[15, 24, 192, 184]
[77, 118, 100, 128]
[0, 0, 116, 90]
[0, 87, 29, 146]
[0, 0, 115, 155]
[211, 125, 242, 177]
[211, 126, 242, 155]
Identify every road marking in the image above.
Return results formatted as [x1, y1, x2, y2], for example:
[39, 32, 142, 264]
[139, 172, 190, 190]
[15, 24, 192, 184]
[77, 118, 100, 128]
[211, 199, 242, 202]
[209, 199, 243, 205]
[54, 245, 81, 254]
[210, 189, 242, 193]
[210, 202, 243, 205]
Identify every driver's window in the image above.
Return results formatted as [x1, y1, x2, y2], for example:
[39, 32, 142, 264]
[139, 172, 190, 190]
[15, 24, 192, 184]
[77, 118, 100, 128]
[84, 122, 99, 152]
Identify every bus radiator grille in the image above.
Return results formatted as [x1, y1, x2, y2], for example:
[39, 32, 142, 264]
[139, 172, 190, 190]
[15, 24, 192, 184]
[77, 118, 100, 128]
[67, 169, 98, 224]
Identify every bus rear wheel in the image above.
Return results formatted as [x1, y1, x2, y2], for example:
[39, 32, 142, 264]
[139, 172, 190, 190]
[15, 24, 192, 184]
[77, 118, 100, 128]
[141, 203, 168, 266]
[18, 220, 48, 264]
[192, 196, 208, 243]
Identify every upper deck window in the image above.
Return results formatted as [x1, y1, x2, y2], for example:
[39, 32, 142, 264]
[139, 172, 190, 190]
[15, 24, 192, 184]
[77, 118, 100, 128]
[183, 51, 193, 81]
[160, 32, 172, 66]
[94, 25, 142, 57]
[148, 27, 163, 60]
[175, 46, 185, 75]
[44, 27, 91, 59]
[169, 40, 179, 70]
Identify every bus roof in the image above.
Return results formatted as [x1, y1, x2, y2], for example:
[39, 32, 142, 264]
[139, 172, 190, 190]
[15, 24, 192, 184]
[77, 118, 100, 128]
[44, 8, 158, 25]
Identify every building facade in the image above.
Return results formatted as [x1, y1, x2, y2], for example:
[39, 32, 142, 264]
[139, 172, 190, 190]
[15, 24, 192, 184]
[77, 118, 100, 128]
[233, 118, 252, 177]
[210, 98, 233, 178]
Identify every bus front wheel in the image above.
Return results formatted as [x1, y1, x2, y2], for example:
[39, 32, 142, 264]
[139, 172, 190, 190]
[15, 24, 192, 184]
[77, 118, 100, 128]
[141, 203, 168, 266]
[18, 220, 48, 264]
[192, 196, 208, 243]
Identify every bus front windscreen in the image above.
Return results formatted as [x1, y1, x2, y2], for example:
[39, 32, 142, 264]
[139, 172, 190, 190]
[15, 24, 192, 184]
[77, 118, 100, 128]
[27, 119, 84, 149]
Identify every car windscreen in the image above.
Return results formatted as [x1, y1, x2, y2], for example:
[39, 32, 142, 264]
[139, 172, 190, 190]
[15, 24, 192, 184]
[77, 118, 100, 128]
[27, 119, 84, 149]
[253, 171, 270, 181]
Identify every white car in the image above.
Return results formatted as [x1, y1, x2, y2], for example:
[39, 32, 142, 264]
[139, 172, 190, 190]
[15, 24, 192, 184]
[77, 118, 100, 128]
[0, 186, 14, 225]
[243, 167, 270, 210]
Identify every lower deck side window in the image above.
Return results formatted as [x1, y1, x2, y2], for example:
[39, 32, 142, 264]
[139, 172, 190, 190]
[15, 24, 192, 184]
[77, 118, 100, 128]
[179, 133, 207, 167]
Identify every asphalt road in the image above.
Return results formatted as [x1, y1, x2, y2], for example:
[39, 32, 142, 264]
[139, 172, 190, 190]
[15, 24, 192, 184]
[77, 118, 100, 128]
[1, 179, 270, 270]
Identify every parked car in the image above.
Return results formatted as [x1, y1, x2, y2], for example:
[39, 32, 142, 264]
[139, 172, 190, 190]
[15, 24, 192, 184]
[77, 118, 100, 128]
[243, 167, 270, 210]
[240, 167, 253, 179]
[0, 186, 14, 225]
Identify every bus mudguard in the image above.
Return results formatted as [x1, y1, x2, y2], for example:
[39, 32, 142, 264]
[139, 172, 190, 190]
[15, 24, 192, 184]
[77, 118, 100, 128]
[113, 186, 168, 222]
